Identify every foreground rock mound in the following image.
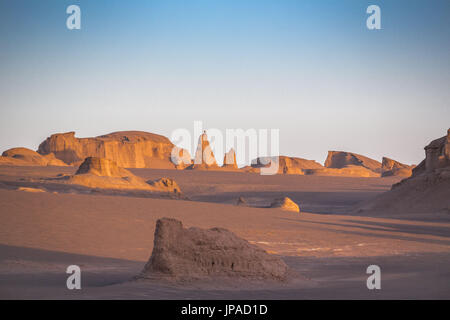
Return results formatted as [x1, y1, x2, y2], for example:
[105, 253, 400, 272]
[147, 178, 181, 194]
[381, 157, 413, 177]
[270, 197, 300, 212]
[1, 148, 66, 166]
[357, 128, 450, 215]
[324, 151, 381, 174]
[141, 218, 288, 281]
[37, 131, 190, 169]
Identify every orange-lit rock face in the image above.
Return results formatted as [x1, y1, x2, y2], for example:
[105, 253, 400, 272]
[251, 156, 323, 175]
[1, 147, 66, 166]
[324, 151, 382, 173]
[223, 148, 238, 169]
[381, 157, 413, 177]
[37, 131, 190, 169]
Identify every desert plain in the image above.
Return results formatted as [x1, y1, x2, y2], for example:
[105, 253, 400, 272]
[0, 160, 449, 299]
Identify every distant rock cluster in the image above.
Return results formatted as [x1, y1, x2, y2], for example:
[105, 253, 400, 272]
[0, 129, 418, 178]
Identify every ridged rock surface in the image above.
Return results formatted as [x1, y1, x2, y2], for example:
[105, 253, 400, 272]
[324, 151, 381, 173]
[381, 157, 413, 177]
[37, 131, 190, 169]
[1, 147, 67, 166]
[141, 218, 288, 280]
[222, 148, 238, 169]
[251, 156, 323, 175]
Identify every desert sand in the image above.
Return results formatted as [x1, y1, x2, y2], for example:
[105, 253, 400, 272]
[0, 163, 449, 299]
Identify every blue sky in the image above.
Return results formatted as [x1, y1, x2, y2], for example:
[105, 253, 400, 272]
[0, 0, 449, 165]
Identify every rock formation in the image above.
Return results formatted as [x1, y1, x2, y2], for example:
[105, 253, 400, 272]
[251, 156, 323, 175]
[304, 166, 379, 177]
[1, 147, 67, 166]
[356, 128, 450, 215]
[222, 148, 238, 169]
[147, 178, 181, 194]
[187, 131, 219, 170]
[270, 197, 300, 213]
[37, 131, 191, 169]
[68, 157, 182, 195]
[140, 218, 288, 281]
[236, 196, 248, 206]
[324, 151, 382, 173]
[381, 157, 413, 177]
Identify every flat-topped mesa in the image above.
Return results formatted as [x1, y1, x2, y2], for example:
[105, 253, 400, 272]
[1, 147, 67, 166]
[222, 148, 238, 169]
[324, 151, 382, 173]
[187, 131, 219, 170]
[381, 157, 414, 177]
[251, 156, 323, 175]
[140, 218, 288, 281]
[37, 131, 191, 169]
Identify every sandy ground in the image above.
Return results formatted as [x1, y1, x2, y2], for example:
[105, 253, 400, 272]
[0, 166, 449, 299]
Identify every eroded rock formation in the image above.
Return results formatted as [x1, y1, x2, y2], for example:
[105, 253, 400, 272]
[222, 148, 238, 169]
[1, 147, 67, 166]
[324, 151, 381, 173]
[381, 157, 413, 177]
[140, 218, 288, 281]
[187, 131, 219, 170]
[270, 197, 300, 213]
[356, 128, 450, 215]
[251, 156, 323, 175]
[37, 131, 190, 169]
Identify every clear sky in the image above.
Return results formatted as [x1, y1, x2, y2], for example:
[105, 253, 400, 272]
[1, 0, 449, 165]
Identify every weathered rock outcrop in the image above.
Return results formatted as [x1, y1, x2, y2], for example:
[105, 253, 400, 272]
[140, 218, 288, 281]
[270, 197, 300, 213]
[147, 178, 181, 194]
[187, 132, 219, 170]
[356, 129, 450, 215]
[381, 157, 413, 177]
[324, 151, 381, 173]
[251, 156, 323, 175]
[37, 131, 190, 169]
[304, 166, 379, 177]
[68, 157, 182, 195]
[222, 148, 238, 169]
[1, 147, 67, 166]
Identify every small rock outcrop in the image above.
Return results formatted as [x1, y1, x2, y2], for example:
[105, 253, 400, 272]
[251, 156, 323, 175]
[381, 157, 413, 177]
[270, 197, 300, 213]
[324, 151, 381, 174]
[141, 218, 288, 281]
[37, 131, 190, 169]
[1, 147, 67, 166]
[147, 178, 181, 194]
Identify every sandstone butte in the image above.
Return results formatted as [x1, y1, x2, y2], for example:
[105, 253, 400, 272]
[140, 218, 289, 281]
[324, 151, 382, 173]
[0, 147, 67, 167]
[68, 156, 182, 195]
[356, 128, 450, 215]
[222, 148, 238, 169]
[37, 131, 191, 169]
